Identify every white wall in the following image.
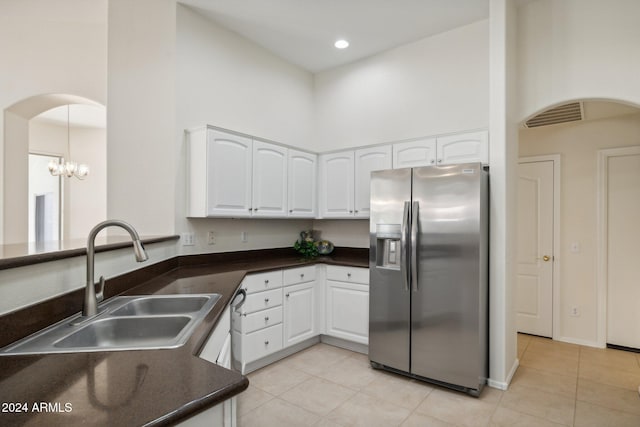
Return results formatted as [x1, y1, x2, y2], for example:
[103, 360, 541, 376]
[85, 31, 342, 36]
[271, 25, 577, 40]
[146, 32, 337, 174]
[515, 0, 640, 349]
[0, 239, 178, 316]
[176, 5, 315, 149]
[517, 0, 640, 121]
[314, 20, 489, 151]
[0, 0, 107, 243]
[487, 0, 519, 389]
[519, 111, 640, 346]
[175, 5, 316, 255]
[29, 121, 107, 239]
[107, 0, 177, 237]
[312, 220, 369, 249]
[67, 126, 107, 238]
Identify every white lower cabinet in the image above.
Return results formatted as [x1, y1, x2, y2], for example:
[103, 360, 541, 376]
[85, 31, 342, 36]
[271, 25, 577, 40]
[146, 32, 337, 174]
[234, 306, 283, 334]
[232, 271, 284, 373]
[231, 265, 368, 373]
[284, 281, 318, 347]
[233, 324, 284, 369]
[325, 266, 369, 345]
[181, 306, 236, 427]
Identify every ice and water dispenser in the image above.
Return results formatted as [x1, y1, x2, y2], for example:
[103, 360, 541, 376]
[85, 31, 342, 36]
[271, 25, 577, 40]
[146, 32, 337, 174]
[375, 224, 402, 270]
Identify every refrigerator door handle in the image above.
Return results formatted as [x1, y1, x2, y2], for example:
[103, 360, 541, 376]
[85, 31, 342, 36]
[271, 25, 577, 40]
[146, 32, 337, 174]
[401, 201, 411, 292]
[411, 201, 419, 291]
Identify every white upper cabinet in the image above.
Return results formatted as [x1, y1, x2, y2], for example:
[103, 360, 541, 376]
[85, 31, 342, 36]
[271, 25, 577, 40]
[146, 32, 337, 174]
[188, 126, 317, 218]
[393, 131, 488, 169]
[188, 128, 253, 217]
[287, 150, 317, 218]
[188, 126, 488, 219]
[436, 130, 488, 165]
[252, 141, 288, 217]
[354, 146, 392, 217]
[206, 131, 253, 217]
[320, 146, 392, 218]
[393, 138, 437, 169]
[319, 151, 355, 217]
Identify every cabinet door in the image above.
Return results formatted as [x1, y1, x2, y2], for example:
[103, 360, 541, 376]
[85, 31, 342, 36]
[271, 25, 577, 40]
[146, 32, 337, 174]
[283, 281, 317, 347]
[206, 130, 252, 217]
[393, 138, 437, 169]
[252, 141, 288, 217]
[354, 146, 392, 218]
[325, 280, 369, 345]
[319, 151, 354, 217]
[436, 131, 488, 165]
[288, 150, 317, 218]
[198, 306, 231, 363]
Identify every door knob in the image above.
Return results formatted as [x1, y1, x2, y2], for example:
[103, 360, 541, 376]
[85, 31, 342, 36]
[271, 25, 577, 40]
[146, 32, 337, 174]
[542, 255, 551, 262]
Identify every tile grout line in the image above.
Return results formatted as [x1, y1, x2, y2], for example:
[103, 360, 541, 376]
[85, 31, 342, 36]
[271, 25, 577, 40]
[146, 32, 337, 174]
[573, 345, 582, 427]
[396, 386, 436, 427]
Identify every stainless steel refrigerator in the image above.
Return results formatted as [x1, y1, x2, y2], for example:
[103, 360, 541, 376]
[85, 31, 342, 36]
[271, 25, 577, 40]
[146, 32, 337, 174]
[369, 162, 488, 396]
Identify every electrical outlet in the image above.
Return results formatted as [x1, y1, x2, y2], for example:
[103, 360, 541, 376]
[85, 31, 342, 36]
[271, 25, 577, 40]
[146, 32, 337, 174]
[570, 306, 580, 317]
[241, 231, 248, 243]
[207, 231, 216, 245]
[181, 232, 195, 246]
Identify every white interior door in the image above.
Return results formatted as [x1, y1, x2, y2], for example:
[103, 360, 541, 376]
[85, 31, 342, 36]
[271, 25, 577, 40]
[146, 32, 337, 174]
[607, 151, 640, 349]
[516, 160, 554, 337]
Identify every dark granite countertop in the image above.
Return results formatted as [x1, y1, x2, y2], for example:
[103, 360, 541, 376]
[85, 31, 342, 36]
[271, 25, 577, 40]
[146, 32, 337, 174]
[0, 248, 368, 427]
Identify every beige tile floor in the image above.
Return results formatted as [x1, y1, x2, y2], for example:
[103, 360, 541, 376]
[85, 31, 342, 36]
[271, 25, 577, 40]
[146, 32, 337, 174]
[237, 334, 640, 426]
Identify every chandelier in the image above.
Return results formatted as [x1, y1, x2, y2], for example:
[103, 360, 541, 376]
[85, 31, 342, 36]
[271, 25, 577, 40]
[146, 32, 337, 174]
[48, 105, 89, 179]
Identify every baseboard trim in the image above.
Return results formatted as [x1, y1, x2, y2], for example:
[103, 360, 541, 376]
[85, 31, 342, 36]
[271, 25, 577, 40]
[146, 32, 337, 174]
[239, 335, 369, 374]
[556, 336, 602, 348]
[487, 358, 519, 390]
[320, 335, 368, 354]
[241, 336, 320, 374]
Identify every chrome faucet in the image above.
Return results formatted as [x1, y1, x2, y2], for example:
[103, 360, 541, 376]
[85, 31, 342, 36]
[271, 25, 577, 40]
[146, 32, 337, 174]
[83, 220, 149, 317]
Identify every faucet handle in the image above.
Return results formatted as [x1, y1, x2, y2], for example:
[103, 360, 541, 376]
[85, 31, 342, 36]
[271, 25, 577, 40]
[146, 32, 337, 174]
[96, 276, 105, 303]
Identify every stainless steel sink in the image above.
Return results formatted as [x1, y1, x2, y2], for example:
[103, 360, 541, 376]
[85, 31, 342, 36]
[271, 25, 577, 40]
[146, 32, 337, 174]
[111, 295, 211, 316]
[0, 294, 221, 355]
[55, 316, 192, 349]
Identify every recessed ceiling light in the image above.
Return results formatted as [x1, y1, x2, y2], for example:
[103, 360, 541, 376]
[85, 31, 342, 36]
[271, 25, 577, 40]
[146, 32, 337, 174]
[334, 39, 349, 49]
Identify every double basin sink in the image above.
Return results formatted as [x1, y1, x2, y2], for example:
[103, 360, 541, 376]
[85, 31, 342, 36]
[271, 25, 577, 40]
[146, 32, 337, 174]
[0, 294, 221, 355]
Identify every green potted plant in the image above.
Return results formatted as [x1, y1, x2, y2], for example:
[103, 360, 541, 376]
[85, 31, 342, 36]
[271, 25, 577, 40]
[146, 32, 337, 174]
[293, 230, 319, 259]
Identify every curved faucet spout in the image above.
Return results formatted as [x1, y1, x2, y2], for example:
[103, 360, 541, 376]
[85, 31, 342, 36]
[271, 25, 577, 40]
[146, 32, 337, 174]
[83, 220, 149, 317]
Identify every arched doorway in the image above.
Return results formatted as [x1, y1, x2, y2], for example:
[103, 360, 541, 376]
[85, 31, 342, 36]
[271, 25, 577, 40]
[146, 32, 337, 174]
[517, 98, 640, 349]
[3, 94, 106, 244]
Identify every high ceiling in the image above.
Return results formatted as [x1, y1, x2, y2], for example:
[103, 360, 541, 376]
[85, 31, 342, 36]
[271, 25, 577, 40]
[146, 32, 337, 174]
[179, 0, 490, 73]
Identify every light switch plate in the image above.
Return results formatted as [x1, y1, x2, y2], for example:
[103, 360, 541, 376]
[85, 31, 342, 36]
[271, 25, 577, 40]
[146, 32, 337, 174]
[181, 232, 195, 246]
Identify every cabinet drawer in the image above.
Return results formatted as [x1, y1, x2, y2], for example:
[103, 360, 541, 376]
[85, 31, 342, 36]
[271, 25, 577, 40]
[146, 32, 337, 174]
[244, 324, 283, 363]
[233, 306, 283, 334]
[326, 265, 369, 285]
[241, 288, 283, 314]
[283, 266, 316, 285]
[241, 271, 283, 294]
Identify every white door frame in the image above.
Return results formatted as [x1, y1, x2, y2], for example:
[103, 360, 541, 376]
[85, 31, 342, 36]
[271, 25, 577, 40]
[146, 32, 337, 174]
[596, 146, 640, 348]
[518, 154, 561, 340]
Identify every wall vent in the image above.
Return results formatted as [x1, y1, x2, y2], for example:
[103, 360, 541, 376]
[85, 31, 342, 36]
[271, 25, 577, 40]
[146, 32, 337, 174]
[525, 102, 583, 128]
